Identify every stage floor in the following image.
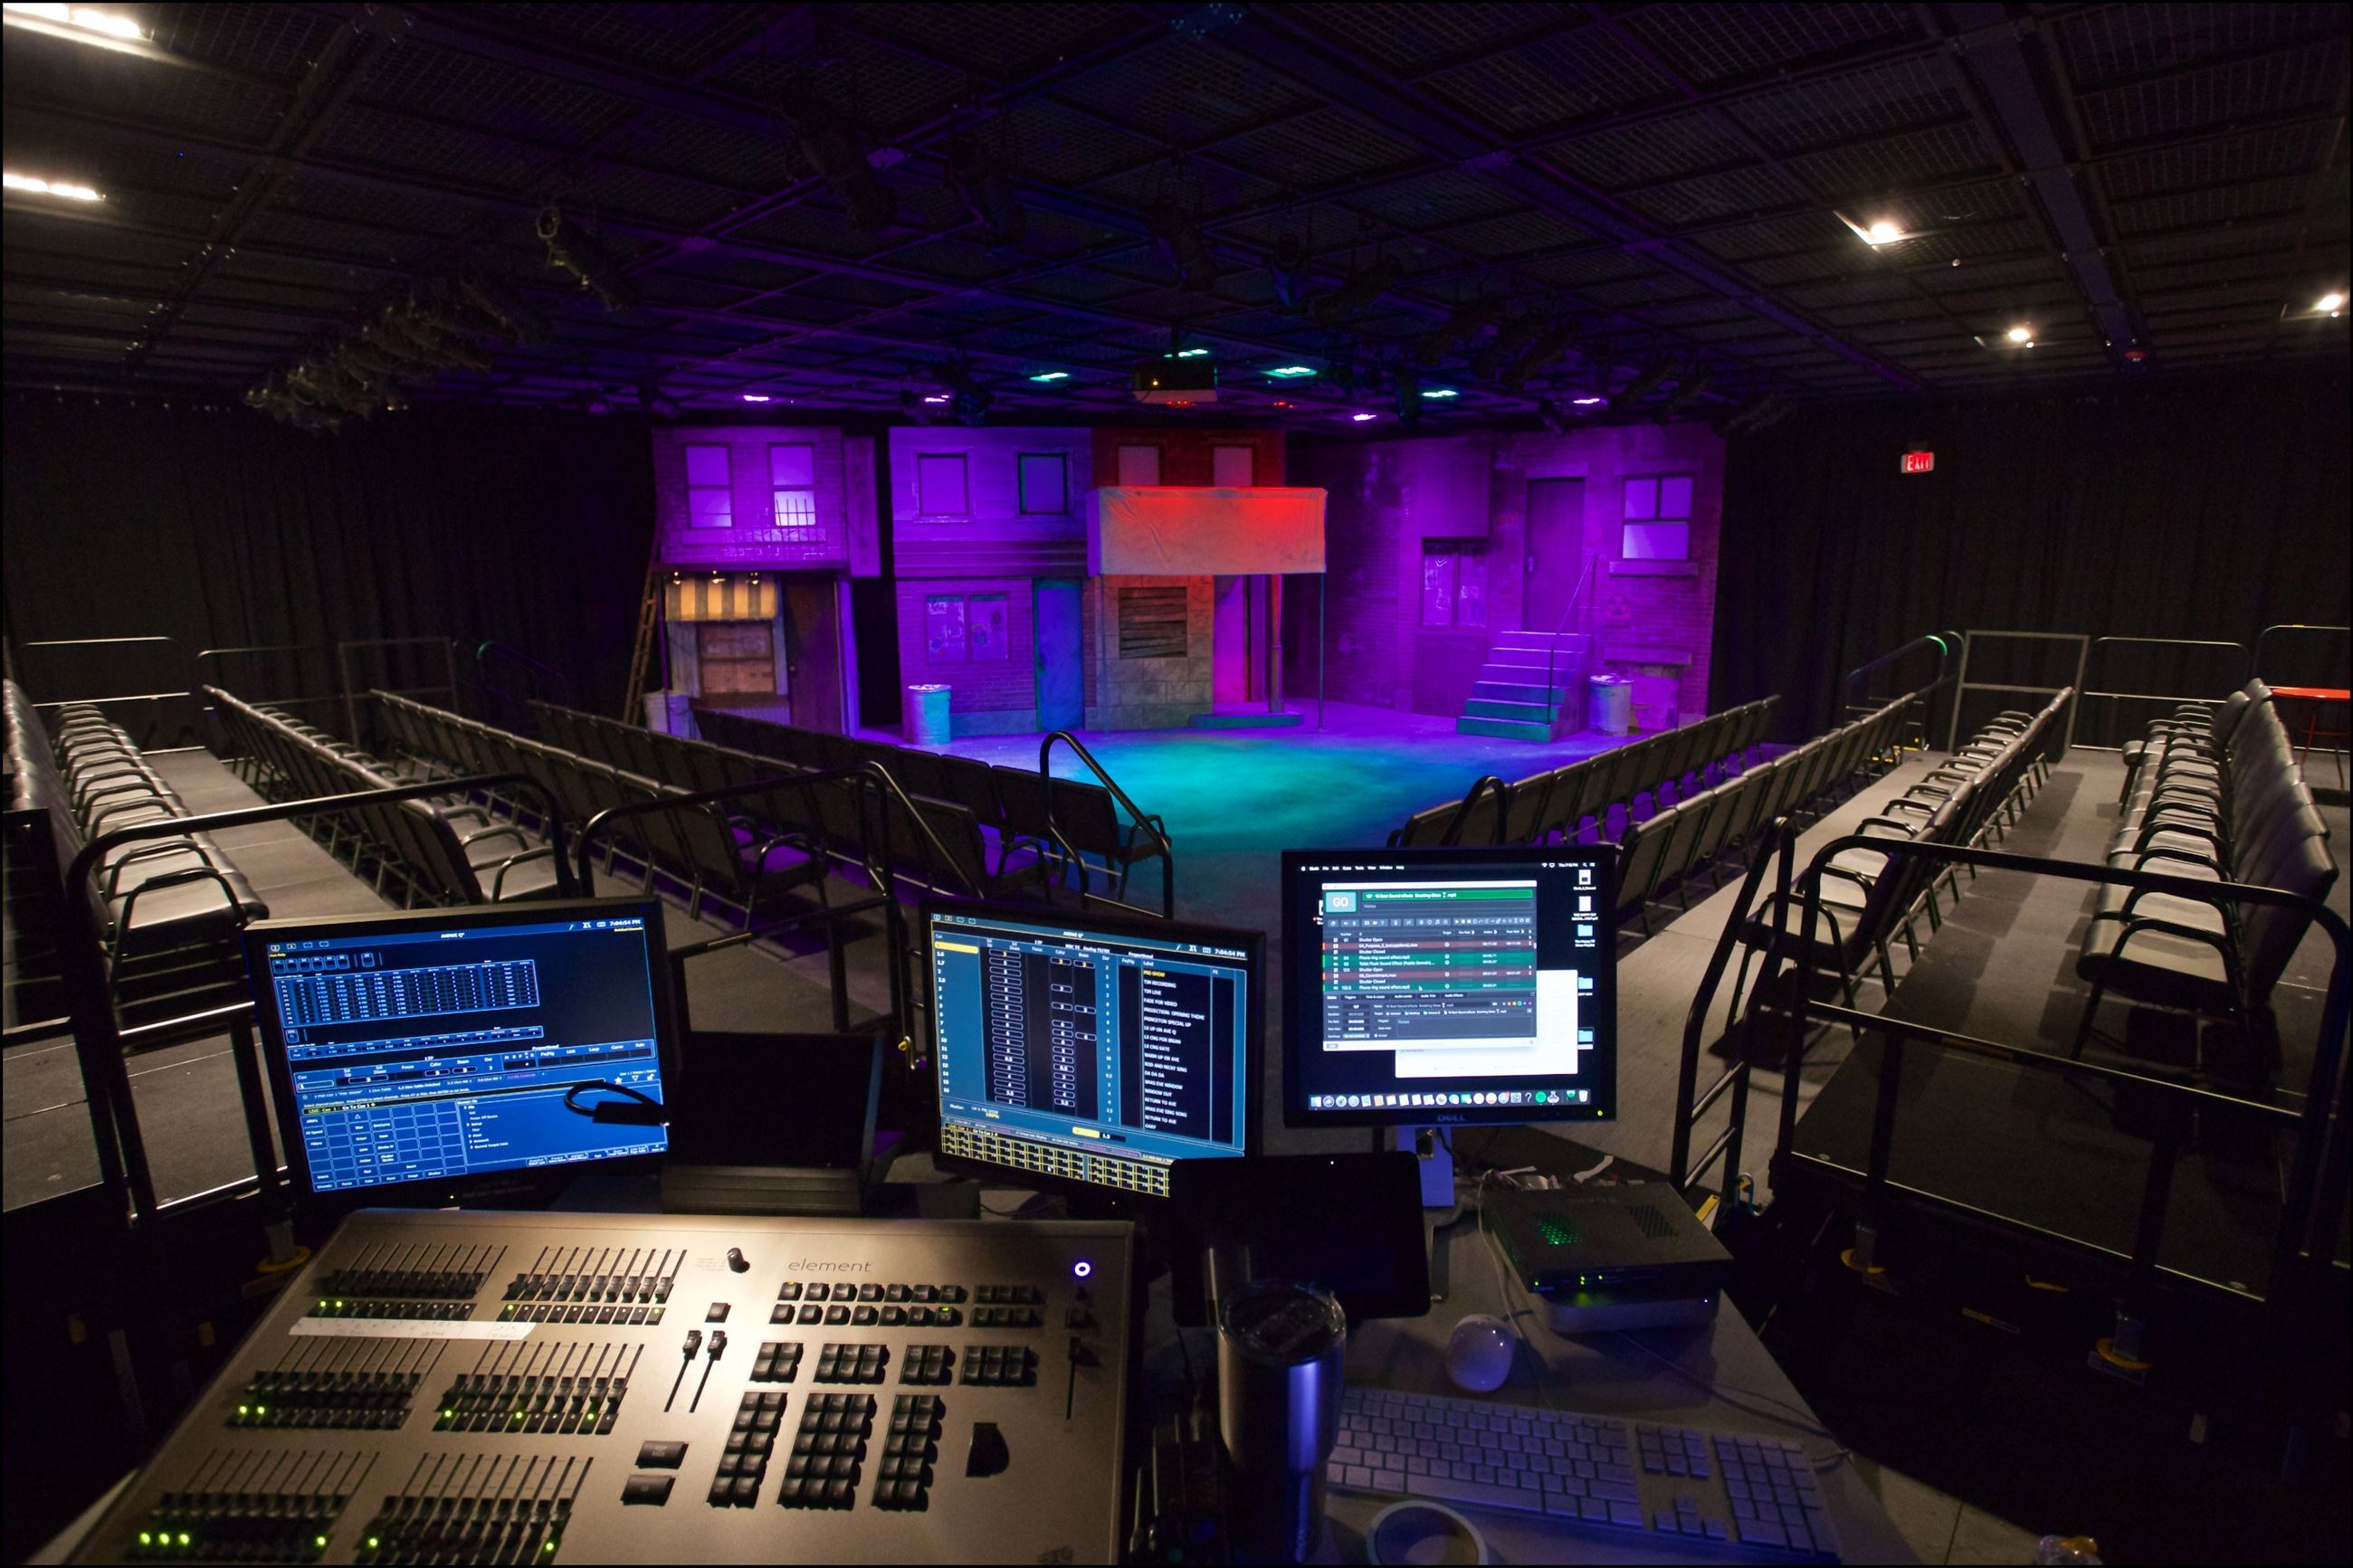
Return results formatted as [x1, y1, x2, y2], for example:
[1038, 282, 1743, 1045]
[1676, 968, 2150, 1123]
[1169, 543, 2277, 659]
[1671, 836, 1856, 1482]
[859, 698, 1643, 928]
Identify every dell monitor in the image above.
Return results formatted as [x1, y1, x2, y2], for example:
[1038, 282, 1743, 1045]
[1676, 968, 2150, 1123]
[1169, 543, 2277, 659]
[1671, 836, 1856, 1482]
[926, 900, 1261, 1202]
[247, 898, 679, 1205]
[1282, 846, 1616, 1173]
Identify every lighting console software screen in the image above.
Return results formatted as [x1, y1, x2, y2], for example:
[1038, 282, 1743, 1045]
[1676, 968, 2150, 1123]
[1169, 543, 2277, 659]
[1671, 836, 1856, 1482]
[930, 909, 1252, 1198]
[261, 912, 669, 1195]
[1286, 851, 1615, 1125]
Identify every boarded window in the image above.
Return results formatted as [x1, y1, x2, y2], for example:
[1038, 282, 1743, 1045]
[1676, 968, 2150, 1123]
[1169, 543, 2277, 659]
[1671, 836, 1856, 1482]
[1117, 444, 1162, 486]
[1422, 539, 1489, 627]
[925, 595, 967, 663]
[916, 451, 969, 516]
[1018, 452, 1068, 514]
[1118, 585, 1189, 660]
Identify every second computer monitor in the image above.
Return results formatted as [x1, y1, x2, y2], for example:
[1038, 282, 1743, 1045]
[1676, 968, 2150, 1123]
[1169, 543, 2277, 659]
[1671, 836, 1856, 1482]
[927, 901, 1261, 1200]
[1282, 846, 1617, 1127]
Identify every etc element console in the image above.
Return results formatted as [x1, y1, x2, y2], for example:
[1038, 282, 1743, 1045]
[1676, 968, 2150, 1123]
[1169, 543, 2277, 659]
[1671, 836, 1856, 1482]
[71, 1210, 1134, 1565]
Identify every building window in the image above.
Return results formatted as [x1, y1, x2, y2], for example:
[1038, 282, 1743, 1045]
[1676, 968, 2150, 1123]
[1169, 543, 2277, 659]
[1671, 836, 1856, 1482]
[1213, 445, 1255, 487]
[917, 451, 969, 517]
[1118, 585, 1188, 659]
[684, 443, 732, 528]
[925, 594, 1009, 664]
[1621, 474, 1694, 560]
[1421, 539, 1489, 627]
[1018, 452, 1068, 515]
[768, 443, 817, 539]
[1117, 444, 1162, 486]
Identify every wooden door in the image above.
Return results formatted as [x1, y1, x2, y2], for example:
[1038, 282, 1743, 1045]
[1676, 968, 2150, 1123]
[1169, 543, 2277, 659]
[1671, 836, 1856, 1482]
[1523, 477, 1587, 633]
[782, 576, 843, 734]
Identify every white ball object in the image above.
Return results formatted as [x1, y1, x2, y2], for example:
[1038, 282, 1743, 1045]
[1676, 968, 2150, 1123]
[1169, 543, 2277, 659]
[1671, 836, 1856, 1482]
[1444, 1314, 1516, 1392]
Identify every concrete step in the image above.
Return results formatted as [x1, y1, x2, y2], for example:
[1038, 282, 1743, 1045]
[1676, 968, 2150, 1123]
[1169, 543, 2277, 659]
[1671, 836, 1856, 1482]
[1481, 658, 1588, 685]
[1473, 679, 1575, 704]
[1457, 715, 1558, 742]
[1463, 698, 1563, 723]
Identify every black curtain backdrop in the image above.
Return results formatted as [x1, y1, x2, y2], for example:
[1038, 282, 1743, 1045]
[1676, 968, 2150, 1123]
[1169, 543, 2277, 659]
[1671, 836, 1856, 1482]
[1710, 367, 2353, 742]
[3, 401, 656, 728]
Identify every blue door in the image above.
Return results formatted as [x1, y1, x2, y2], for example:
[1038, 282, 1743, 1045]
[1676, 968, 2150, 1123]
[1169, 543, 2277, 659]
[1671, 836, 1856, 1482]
[1034, 578, 1084, 732]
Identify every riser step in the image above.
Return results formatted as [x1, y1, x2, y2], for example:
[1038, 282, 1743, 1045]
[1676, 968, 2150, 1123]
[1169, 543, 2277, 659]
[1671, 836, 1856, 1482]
[1463, 698, 1562, 721]
[1492, 631, 1595, 651]
[1472, 681, 1575, 703]
[1457, 717, 1558, 742]
[1482, 660, 1588, 684]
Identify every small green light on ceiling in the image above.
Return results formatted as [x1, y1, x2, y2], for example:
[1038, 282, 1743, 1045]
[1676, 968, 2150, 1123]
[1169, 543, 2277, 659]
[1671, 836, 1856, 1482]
[1172, 347, 1211, 358]
[1266, 365, 1317, 378]
[1424, 388, 1459, 399]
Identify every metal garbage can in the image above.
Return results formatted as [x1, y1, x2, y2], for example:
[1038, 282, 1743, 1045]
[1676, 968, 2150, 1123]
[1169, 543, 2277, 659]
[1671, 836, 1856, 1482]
[905, 683, 952, 746]
[1587, 673, 1632, 736]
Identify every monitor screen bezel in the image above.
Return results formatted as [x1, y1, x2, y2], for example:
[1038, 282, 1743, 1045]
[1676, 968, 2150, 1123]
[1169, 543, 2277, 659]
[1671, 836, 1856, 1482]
[920, 897, 1267, 1201]
[1280, 845, 1619, 1130]
[243, 895, 681, 1209]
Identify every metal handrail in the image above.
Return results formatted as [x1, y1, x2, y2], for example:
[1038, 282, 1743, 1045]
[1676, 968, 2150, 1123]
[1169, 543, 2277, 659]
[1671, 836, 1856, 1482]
[58, 772, 574, 1226]
[1040, 729, 1177, 918]
[1943, 630, 2089, 755]
[1669, 815, 1793, 1218]
[2252, 623, 2351, 687]
[1445, 774, 1508, 846]
[1772, 834, 2348, 1324]
[2075, 636, 2249, 751]
[338, 636, 461, 742]
[1542, 553, 1600, 728]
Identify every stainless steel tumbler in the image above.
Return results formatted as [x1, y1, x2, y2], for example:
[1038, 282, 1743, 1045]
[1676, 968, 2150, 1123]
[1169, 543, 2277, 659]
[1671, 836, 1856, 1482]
[1216, 1278, 1348, 1563]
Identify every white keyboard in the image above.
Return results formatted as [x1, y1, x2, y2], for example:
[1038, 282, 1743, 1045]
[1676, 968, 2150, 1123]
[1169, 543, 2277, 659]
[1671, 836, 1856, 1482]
[1329, 1385, 1842, 1561]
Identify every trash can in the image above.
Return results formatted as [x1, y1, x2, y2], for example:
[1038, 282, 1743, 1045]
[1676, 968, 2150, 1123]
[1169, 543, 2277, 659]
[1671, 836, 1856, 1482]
[1587, 673, 1632, 736]
[905, 683, 952, 746]
[643, 691, 694, 737]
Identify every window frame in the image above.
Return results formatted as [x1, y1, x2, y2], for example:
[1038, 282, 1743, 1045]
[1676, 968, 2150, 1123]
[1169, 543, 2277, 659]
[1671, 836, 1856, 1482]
[916, 451, 971, 518]
[1620, 473, 1695, 561]
[1017, 451, 1069, 516]
[767, 442, 818, 538]
[683, 442, 733, 530]
[1116, 444, 1163, 487]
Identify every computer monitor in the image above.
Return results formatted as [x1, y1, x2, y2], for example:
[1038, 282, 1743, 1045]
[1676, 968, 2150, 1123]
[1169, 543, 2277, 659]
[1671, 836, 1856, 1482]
[247, 898, 680, 1203]
[1281, 846, 1617, 1130]
[925, 900, 1262, 1201]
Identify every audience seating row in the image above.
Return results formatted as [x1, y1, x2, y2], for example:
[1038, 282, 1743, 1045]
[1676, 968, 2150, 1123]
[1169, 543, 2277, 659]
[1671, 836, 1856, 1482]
[373, 692, 1035, 920]
[210, 688, 563, 905]
[2077, 679, 2338, 1050]
[667, 704, 1173, 916]
[1608, 696, 1914, 936]
[1741, 689, 2072, 1010]
[1388, 698, 1781, 850]
[5, 679, 265, 1035]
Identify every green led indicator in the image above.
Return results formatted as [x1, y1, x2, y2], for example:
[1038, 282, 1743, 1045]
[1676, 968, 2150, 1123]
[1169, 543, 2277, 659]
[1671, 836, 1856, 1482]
[315, 1536, 329, 1549]
[138, 1532, 153, 1546]
[177, 1534, 192, 1547]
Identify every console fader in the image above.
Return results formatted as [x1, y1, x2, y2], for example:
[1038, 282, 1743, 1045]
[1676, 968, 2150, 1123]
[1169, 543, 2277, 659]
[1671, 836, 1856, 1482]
[70, 1211, 1134, 1564]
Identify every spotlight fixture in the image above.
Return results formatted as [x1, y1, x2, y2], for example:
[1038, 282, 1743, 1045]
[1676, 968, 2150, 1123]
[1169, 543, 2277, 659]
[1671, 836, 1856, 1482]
[1269, 233, 1312, 316]
[3, 171, 103, 201]
[2005, 325, 2033, 344]
[537, 206, 637, 311]
[921, 394, 949, 404]
[1265, 365, 1318, 378]
[1658, 375, 1712, 418]
[1472, 310, 1548, 381]
[1423, 388, 1458, 399]
[1609, 359, 1677, 411]
[1350, 412, 1377, 423]
[2318, 291, 2345, 315]
[1310, 257, 1405, 328]
[1416, 298, 1503, 366]
[943, 133, 1024, 245]
[1502, 321, 1578, 393]
[1028, 370, 1070, 383]
[792, 102, 895, 233]
[1865, 221, 1904, 245]
[1571, 394, 1605, 406]
[1151, 200, 1219, 292]
[741, 393, 771, 403]
[2, 3, 145, 43]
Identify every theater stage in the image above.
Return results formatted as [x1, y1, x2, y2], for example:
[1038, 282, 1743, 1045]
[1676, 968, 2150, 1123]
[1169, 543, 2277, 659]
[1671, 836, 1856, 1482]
[857, 698, 1652, 930]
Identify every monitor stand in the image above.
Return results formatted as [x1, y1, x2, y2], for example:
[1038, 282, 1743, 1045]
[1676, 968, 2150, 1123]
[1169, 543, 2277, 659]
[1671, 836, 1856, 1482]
[1395, 1126, 1457, 1303]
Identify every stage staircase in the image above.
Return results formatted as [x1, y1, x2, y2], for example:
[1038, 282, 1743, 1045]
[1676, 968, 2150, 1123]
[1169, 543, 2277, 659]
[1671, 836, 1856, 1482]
[1455, 629, 1593, 741]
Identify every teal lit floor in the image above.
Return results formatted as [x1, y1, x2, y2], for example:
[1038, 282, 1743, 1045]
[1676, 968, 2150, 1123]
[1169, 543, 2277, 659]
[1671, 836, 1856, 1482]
[860, 698, 1639, 932]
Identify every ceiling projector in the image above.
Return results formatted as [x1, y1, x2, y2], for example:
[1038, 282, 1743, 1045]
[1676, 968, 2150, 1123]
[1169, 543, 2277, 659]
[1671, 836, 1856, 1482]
[1131, 357, 1217, 404]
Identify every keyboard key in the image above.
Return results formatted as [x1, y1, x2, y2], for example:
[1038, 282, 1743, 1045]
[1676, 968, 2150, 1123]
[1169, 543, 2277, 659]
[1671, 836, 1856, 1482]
[1405, 1474, 1542, 1515]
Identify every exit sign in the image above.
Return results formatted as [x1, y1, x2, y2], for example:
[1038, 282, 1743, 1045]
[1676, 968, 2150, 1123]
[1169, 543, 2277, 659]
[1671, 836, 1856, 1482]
[1900, 450, 1935, 474]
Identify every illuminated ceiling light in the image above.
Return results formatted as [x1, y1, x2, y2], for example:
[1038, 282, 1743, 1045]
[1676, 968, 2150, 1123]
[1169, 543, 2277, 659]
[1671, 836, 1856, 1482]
[1422, 387, 1459, 399]
[1350, 412, 1377, 423]
[1028, 370, 1069, 382]
[739, 393, 771, 403]
[921, 394, 949, 404]
[2005, 325, 2033, 343]
[1864, 221, 1904, 245]
[4, 4, 148, 42]
[1570, 395, 1604, 406]
[2318, 291, 2345, 315]
[1265, 365, 1317, 378]
[1172, 347, 1210, 359]
[4, 171, 104, 201]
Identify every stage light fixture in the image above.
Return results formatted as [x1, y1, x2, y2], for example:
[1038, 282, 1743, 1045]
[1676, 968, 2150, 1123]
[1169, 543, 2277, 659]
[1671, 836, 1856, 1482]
[1416, 297, 1503, 366]
[1270, 233, 1312, 316]
[922, 394, 949, 404]
[740, 393, 771, 403]
[1502, 321, 1578, 392]
[1152, 200, 1219, 292]
[1350, 412, 1377, 422]
[943, 133, 1024, 245]
[1864, 221, 1904, 245]
[3, 4, 145, 42]
[1029, 370, 1069, 382]
[2005, 324, 2033, 343]
[1571, 394, 1604, 406]
[1266, 365, 1318, 378]
[2319, 291, 2345, 315]
[3, 171, 103, 201]
[1609, 359, 1677, 411]
[1423, 388, 1458, 399]
[1472, 310, 1548, 381]
[537, 206, 636, 311]
[793, 103, 895, 233]
[1310, 257, 1405, 327]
